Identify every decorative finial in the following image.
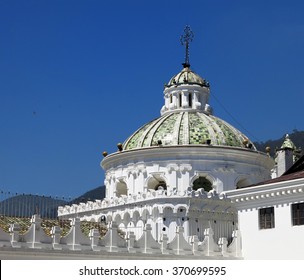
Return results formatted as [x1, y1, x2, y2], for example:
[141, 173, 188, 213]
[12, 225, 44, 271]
[180, 25, 194, 68]
[117, 143, 123, 152]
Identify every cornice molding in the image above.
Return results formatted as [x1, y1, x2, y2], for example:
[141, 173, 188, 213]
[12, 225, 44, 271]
[223, 177, 304, 208]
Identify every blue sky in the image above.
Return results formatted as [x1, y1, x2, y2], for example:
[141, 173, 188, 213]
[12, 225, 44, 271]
[1, 0, 304, 198]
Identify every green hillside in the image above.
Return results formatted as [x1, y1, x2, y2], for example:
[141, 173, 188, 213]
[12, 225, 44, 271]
[254, 129, 304, 157]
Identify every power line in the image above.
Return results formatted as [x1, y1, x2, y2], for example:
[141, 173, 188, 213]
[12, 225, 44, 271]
[210, 92, 262, 143]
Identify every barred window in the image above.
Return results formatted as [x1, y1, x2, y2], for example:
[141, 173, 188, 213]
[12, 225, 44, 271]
[259, 207, 275, 229]
[292, 203, 304, 226]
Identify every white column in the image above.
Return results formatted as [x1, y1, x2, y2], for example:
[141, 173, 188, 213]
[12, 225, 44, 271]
[126, 172, 135, 196]
[172, 93, 177, 109]
[193, 91, 199, 109]
[179, 164, 192, 192]
[167, 164, 178, 192]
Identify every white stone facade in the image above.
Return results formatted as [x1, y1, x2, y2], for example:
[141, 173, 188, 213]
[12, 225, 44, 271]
[102, 146, 273, 198]
[57, 58, 275, 258]
[59, 189, 236, 243]
[224, 177, 304, 259]
[58, 145, 272, 244]
[0, 214, 241, 258]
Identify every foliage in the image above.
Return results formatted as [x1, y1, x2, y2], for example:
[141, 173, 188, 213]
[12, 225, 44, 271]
[254, 130, 304, 157]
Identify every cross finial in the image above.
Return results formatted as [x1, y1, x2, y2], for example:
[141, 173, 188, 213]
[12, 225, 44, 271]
[180, 25, 194, 68]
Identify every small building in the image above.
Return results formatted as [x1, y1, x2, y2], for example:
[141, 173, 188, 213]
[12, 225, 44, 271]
[224, 151, 304, 259]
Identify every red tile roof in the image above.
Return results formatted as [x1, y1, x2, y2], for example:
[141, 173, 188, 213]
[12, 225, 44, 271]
[241, 154, 304, 188]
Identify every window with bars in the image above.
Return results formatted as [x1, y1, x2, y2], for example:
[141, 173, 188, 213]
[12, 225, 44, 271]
[291, 203, 304, 226]
[259, 207, 275, 229]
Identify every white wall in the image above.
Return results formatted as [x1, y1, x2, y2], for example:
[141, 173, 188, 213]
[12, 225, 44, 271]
[239, 204, 304, 259]
[224, 178, 304, 259]
[102, 146, 273, 199]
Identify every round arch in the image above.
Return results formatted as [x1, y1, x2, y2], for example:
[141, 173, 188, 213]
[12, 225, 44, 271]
[190, 172, 214, 192]
[142, 208, 150, 222]
[115, 179, 128, 197]
[163, 205, 174, 217]
[132, 210, 141, 222]
[106, 214, 112, 223]
[235, 176, 252, 189]
[152, 206, 160, 220]
[98, 215, 107, 224]
[145, 173, 168, 191]
[175, 205, 187, 215]
[113, 213, 122, 224]
[123, 212, 131, 226]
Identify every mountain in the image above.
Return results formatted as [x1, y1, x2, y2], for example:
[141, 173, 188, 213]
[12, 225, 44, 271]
[0, 194, 68, 218]
[0, 186, 106, 219]
[254, 129, 304, 157]
[70, 186, 105, 204]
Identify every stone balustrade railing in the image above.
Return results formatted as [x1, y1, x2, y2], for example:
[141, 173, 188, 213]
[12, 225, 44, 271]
[58, 189, 225, 217]
[0, 214, 241, 258]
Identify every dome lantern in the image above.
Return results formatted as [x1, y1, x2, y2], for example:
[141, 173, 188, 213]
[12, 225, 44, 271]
[161, 26, 211, 116]
[121, 26, 256, 152]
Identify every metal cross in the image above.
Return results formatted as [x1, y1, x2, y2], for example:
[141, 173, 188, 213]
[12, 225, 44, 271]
[180, 25, 194, 67]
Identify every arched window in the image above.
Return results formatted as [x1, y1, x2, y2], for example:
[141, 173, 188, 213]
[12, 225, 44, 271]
[147, 177, 167, 191]
[192, 177, 212, 192]
[116, 181, 127, 197]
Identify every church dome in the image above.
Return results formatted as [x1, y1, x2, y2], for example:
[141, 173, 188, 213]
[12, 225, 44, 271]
[118, 25, 256, 154]
[123, 111, 256, 151]
[165, 66, 209, 88]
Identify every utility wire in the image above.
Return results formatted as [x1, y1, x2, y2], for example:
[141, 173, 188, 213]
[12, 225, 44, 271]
[210, 92, 262, 143]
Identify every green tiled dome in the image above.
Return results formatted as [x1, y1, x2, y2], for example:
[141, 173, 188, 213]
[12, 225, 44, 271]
[280, 134, 296, 150]
[123, 111, 256, 150]
[165, 67, 209, 88]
